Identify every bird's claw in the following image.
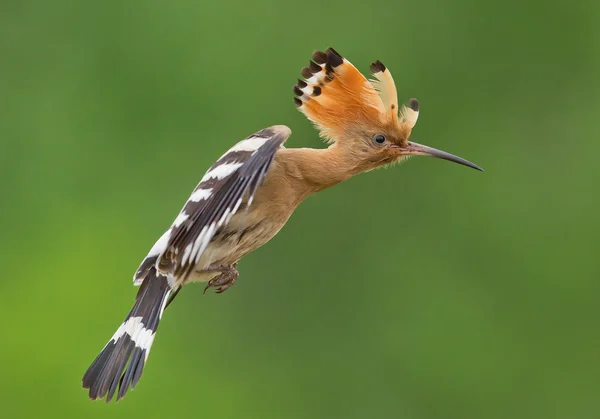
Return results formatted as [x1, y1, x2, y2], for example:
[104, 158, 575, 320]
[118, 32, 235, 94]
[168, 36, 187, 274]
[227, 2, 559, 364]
[203, 277, 236, 294]
[203, 265, 238, 294]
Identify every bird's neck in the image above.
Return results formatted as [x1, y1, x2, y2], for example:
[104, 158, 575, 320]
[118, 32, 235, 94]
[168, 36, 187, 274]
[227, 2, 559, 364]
[276, 145, 364, 195]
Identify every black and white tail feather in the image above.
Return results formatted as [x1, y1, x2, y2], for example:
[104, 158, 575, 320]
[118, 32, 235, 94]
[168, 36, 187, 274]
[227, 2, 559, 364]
[82, 125, 291, 401]
[82, 269, 171, 402]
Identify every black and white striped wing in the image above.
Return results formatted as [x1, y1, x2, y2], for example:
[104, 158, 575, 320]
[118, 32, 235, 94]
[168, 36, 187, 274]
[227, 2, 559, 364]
[135, 125, 291, 285]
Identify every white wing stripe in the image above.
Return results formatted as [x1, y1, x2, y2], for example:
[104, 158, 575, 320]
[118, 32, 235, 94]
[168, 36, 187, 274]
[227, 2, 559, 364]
[146, 229, 171, 258]
[189, 225, 209, 265]
[232, 198, 243, 214]
[182, 243, 193, 266]
[193, 222, 217, 263]
[219, 208, 231, 225]
[173, 212, 189, 227]
[229, 136, 270, 153]
[189, 188, 213, 202]
[202, 162, 244, 181]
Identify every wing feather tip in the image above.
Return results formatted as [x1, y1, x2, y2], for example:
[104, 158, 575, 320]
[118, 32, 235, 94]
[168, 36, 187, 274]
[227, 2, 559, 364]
[262, 125, 291, 139]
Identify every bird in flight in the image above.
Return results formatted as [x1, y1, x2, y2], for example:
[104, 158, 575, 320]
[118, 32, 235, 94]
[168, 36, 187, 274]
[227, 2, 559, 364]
[82, 47, 483, 402]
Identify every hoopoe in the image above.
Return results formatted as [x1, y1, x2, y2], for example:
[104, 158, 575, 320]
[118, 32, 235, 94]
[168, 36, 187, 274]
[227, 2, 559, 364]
[82, 47, 482, 402]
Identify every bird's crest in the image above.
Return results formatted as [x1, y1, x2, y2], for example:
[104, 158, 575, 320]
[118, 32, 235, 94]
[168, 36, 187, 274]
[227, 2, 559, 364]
[294, 47, 419, 143]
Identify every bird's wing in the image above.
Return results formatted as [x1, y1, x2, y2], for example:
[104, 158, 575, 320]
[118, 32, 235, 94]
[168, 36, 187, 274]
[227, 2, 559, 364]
[133, 125, 291, 285]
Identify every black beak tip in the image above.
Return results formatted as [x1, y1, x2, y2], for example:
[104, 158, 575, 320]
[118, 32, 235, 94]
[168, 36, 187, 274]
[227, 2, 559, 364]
[461, 161, 484, 172]
[449, 159, 484, 172]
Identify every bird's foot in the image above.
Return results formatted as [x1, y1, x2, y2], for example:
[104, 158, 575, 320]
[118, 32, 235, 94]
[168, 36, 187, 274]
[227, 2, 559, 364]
[202, 263, 239, 294]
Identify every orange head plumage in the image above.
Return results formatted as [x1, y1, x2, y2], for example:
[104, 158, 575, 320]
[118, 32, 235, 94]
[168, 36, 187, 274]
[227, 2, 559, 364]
[294, 47, 483, 172]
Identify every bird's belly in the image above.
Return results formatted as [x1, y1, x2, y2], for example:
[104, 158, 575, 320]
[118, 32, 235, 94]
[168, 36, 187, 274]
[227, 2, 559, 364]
[185, 210, 288, 283]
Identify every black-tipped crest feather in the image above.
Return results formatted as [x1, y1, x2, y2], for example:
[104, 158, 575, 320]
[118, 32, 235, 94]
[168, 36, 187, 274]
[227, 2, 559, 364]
[370, 60, 386, 74]
[409, 98, 419, 111]
[326, 48, 343, 68]
[312, 50, 327, 64]
[309, 60, 321, 73]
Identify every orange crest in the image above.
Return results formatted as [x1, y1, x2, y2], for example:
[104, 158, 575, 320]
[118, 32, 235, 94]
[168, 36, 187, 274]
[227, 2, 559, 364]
[294, 48, 419, 143]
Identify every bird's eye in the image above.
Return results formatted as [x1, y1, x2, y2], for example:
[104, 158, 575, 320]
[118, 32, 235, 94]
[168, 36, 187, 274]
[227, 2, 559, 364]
[373, 134, 386, 145]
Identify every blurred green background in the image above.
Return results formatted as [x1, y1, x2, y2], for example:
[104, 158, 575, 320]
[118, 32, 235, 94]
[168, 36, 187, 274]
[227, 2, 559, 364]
[2, 0, 599, 418]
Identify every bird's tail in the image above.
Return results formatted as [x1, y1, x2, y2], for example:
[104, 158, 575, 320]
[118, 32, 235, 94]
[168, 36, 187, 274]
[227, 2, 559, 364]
[82, 270, 173, 402]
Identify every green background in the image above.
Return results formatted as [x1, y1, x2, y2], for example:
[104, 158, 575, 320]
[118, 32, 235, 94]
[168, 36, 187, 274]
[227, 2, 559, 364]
[2, 0, 599, 418]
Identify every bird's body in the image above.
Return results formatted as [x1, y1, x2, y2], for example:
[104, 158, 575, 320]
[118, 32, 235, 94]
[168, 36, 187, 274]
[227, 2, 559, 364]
[83, 47, 483, 402]
[203, 146, 357, 268]
[197, 148, 331, 275]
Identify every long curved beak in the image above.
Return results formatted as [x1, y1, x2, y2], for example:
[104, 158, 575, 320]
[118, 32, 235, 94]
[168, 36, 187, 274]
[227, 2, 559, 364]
[402, 141, 484, 172]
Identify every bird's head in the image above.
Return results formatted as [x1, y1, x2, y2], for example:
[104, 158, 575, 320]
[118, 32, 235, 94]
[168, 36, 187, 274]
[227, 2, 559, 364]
[294, 48, 483, 173]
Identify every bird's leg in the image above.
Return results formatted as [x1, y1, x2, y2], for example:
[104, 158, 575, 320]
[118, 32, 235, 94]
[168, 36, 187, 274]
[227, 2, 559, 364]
[201, 263, 239, 294]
